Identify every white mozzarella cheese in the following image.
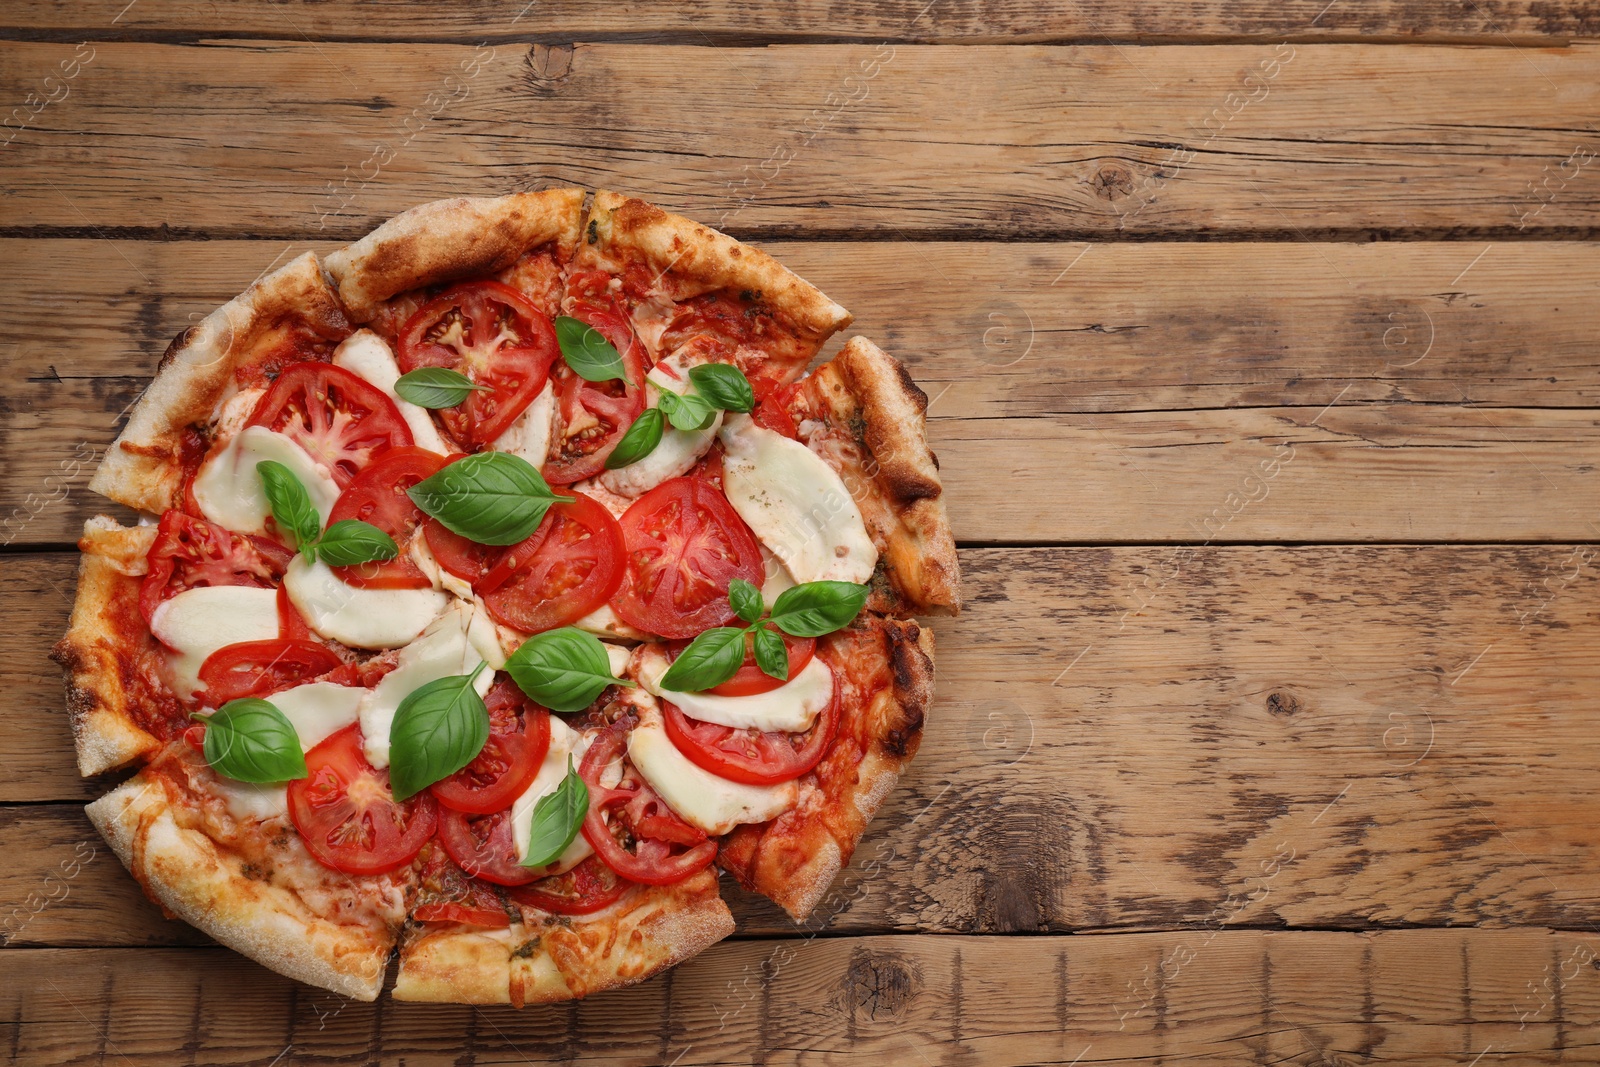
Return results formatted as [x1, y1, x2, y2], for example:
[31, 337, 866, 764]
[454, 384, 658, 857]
[718, 414, 878, 585]
[268, 680, 365, 751]
[603, 641, 632, 679]
[635, 644, 832, 734]
[357, 600, 495, 768]
[191, 425, 340, 538]
[150, 586, 282, 699]
[284, 555, 448, 651]
[213, 779, 289, 822]
[759, 544, 796, 609]
[510, 717, 596, 871]
[626, 700, 797, 836]
[491, 380, 556, 468]
[408, 533, 475, 599]
[597, 356, 721, 498]
[574, 601, 651, 642]
[211, 386, 266, 442]
[333, 329, 451, 455]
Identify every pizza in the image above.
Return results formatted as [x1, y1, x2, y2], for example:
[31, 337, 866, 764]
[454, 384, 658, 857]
[52, 190, 959, 1005]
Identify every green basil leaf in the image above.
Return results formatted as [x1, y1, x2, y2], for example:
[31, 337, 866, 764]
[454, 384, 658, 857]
[408, 452, 574, 546]
[520, 756, 589, 868]
[387, 665, 490, 800]
[657, 390, 718, 432]
[657, 626, 748, 693]
[752, 625, 789, 682]
[394, 367, 491, 409]
[728, 577, 764, 624]
[604, 407, 664, 470]
[506, 627, 633, 714]
[768, 580, 871, 638]
[195, 699, 308, 784]
[257, 460, 322, 555]
[313, 519, 399, 567]
[688, 363, 755, 413]
[555, 315, 629, 385]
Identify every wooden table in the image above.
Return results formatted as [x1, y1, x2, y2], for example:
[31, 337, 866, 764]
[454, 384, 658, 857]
[4, 3, 1600, 1063]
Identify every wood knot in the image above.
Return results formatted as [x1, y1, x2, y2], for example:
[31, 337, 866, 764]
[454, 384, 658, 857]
[1089, 163, 1135, 201]
[526, 44, 574, 91]
[1265, 691, 1301, 717]
[845, 949, 919, 1021]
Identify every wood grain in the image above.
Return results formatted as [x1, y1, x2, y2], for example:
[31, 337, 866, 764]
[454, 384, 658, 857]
[5, 43, 1600, 239]
[10, 542, 1600, 941]
[4, 931, 1597, 1064]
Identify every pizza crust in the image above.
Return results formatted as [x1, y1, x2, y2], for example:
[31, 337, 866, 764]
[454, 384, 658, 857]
[794, 336, 961, 616]
[324, 189, 586, 323]
[87, 253, 350, 516]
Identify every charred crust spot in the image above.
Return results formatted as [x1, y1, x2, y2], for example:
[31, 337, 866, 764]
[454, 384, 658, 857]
[156, 326, 197, 374]
[882, 621, 929, 759]
[891, 359, 929, 413]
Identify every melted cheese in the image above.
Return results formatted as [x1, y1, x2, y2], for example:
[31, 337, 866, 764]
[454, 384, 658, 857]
[510, 717, 596, 871]
[759, 544, 796, 608]
[191, 426, 340, 538]
[718, 414, 877, 584]
[269, 680, 364, 751]
[574, 601, 651, 642]
[407, 533, 475, 600]
[149, 586, 281, 699]
[626, 699, 797, 835]
[333, 329, 451, 454]
[357, 601, 495, 768]
[598, 353, 721, 498]
[214, 779, 289, 822]
[635, 644, 832, 733]
[492, 380, 556, 468]
[284, 555, 448, 650]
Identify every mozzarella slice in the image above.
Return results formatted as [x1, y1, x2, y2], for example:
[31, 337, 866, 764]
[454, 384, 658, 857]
[268, 680, 364, 751]
[408, 533, 474, 600]
[635, 644, 832, 734]
[718, 414, 878, 585]
[333, 329, 451, 455]
[284, 555, 448, 650]
[213, 780, 289, 822]
[492, 380, 556, 468]
[574, 601, 651, 642]
[598, 357, 721, 498]
[510, 717, 596, 871]
[759, 544, 796, 609]
[149, 586, 282, 699]
[357, 600, 495, 768]
[626, 699, 797, 836]
[191, 426, 340, 538]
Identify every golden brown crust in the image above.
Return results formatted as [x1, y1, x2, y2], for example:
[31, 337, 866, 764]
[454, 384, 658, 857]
[87, 253, 349, 515]
[793, 336, 961, 616]
[719, 617, 934, 920]
[325, 190, 586, 322]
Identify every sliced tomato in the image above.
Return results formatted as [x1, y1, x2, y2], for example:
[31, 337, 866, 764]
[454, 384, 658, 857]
[396, 281, 559, 448]
[542, 307, 647, 485]
[751, 387, 801, 440]
[431, 678, 551, 814]
[140, 509, 290, 625]
[479, 493, 626, 634]
[701, 630, 816, 697]
[435, 806, 539, 887]
[325, 446, 445, 588]
[611, 477, 765, 639]
[288, 724, 437, 875]
[663, 668, 840, 786]
[197, 639, 344, 705]
[245, 362, 413, 487]
[277, 582, 314, 641]
[413, 842, 511, 927]
[507, 856, 631, 916]
[578, 719, 717, 886]
[422, 519, 502, 585]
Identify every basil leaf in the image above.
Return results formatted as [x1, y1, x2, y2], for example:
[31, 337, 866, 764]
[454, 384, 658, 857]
[657, 390, 718, 432]
[688, 363, 755, 413]
[520, 756, 589, 868]
[408, 452, 574, 546]
[555, 315, 629, 384]
[768, 580, 871, 638]
[387, 665, 490, 801]
[604, 407, 664, 470]
[313, 519, 399, 567]
[752, 625, 789, 682]
[657, 626, 748, 693]
[728, 577, 763, 624]
[195, 699, 308, 784]
[257, 460, 322, 555]
[394, 367, 491, 409]
[506, 627, 632, 714]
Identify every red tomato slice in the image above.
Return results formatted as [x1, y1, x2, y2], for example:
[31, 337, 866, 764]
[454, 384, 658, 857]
[197, 639, 344, 705]
[431, 678, 552, 814]
[246, 362, 413, 487]
[325, 446, 445, 589]
[422, 518, 502, 585]
[276, 582, 314, 641]
[412, 842, 511, 927]
[478, 492, 626, 634]
[693, 630, 816, 697]
[751, 390, 801, 440]
[611, 477, 765, 639]
[506, 856, 631, 916]
[542, 307, 647, 485]
[288, 724, 437, 875]
[662, 669, 840, 786]
[578, 719, 717, 886]
[140, 509, 290, 625]
[396, 281, 559, 448]
[435, 806, 539, 887]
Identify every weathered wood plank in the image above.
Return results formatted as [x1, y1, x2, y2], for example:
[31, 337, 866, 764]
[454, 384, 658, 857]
[7, 0, 1598, 45]
[10, 543, 1600, 938]
[3, 932, 1596, 1064]
[4, 42, 1600, 238]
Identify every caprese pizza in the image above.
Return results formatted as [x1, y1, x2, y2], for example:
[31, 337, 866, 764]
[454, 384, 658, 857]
[53, 191, 959, 1005]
